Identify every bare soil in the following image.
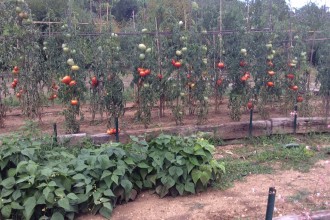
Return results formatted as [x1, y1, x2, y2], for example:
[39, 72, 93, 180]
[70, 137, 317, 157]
[77, 159, 330, 220]
[0, 97, 326, 136]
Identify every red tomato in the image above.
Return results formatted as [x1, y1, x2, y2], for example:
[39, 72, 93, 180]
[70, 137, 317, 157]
[216, 79, 223, 86]
[144, 69, 151, 75]
[71, 99, 78, 106]
[241, 76, 248, 82]
[139, 71, 147, 77]
[268, 70, 275, 76]
[174, 62, 182, 68]
[297, 96, 303, 102]
[11, 82, 17, 88]
[16, 93, 21, 98]
[171, 59, 176, 66]
[217, 62, 225, 69]
[13, 66, 19, 72]
[91, 76, 98, 86]
[291, 85, 298, 91]
[286, 74, 295, 80]
[267, 81, 274, 87]
[13, 78, 18, 84]
[247, 101, 253, 110]
[244, 71, 250, 78]
[69, 80, 76, 87]
[239, 61, 247, 67]
[157, 74, 163, 80]
[61, 75, 71, 85]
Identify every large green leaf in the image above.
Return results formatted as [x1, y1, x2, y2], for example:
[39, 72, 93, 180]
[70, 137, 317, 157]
[11, 201, 24, 210]
[1, 188, 14, 197]
[40, 167, 53, 178]
[200, 171, 211, 186]
[164, 152, 175, 162]
[1, 177, 15, 189]
[12, 190, 22, 200]
[103, 189, 115, 197]
[99, 206, 112, 219]
[23, 196, 36, 220]
[155, 185, 169, 198]
[176, 183, 184, 195]
[67, 193, 79, 200]
[168, 166, 183, 177]
[189, 157, 200, 166]
[98, 155, 113, 169]
[184, 182, 195, 194]
[43, 187, 51, 199]
[1, 205, 12, 218]
[101, 170, 112, 180]
[191, 169, 202, 184]
[161, 176, 175, 189]
[58, 197, 71, 211]
[51, 212, 64, 220]
[120, 179, 133, 194]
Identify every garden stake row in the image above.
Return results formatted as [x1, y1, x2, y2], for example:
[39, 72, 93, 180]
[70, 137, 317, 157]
[265, 187, 276, 220]
[249, 108, 253, 137]
[293, 104, 298, 134]
[115, 117, 119, 142]
[53, 123, 57, 144]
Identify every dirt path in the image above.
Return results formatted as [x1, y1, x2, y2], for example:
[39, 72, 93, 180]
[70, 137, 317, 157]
[77, 160, 330, 220]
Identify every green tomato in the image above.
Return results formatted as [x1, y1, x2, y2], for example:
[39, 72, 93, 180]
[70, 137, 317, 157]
[138, 44, 147, 51]
[139, 53, 145, 60]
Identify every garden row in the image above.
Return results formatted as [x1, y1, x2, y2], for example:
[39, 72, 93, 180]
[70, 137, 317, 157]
[0, 0, 329, 135]
[0, 134, 225, 219]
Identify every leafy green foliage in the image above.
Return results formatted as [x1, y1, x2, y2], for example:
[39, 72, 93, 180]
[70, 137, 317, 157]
[0, 134, 225, 219]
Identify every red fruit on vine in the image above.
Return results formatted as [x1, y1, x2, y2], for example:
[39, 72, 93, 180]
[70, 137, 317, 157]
[239, 61, 247, 67]
[171, 59, 176, 66]
[267, 81, 274, 87]
[107, 128, 120, 135]
[71, 99, 78, 106]
[139, 71, 147, 77]
[291, 85, 298, 91]
[16, 93, 21, 98]
[13, 78, 18, 84]
[216, 78, 223, 86]
[244, 71, 251, 79]
[91, 76, 98, 87]
[297, 96, 303, 102]
[268, 70, 275, 76]
[174, 62, 182, 68]
[157, 74, 163, 80]
[69, 80, 77, 87]
[11, 82, 17, 88]
[286, 74, 295, 80]
[13, 66, 19, 72]
[61, 75, 71, 85]
[247, 101, 253, 110]
[144, 69, 151, 75]
[217, 62, 225, 69]
[241, 76, 248, 82]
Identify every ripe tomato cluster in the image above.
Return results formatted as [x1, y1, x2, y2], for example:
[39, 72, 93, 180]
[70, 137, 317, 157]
[106, 128, 120, 135]
[171, 59, 182, 68]
[138, 68, 151, 77]
[11, 78, 18, 89]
